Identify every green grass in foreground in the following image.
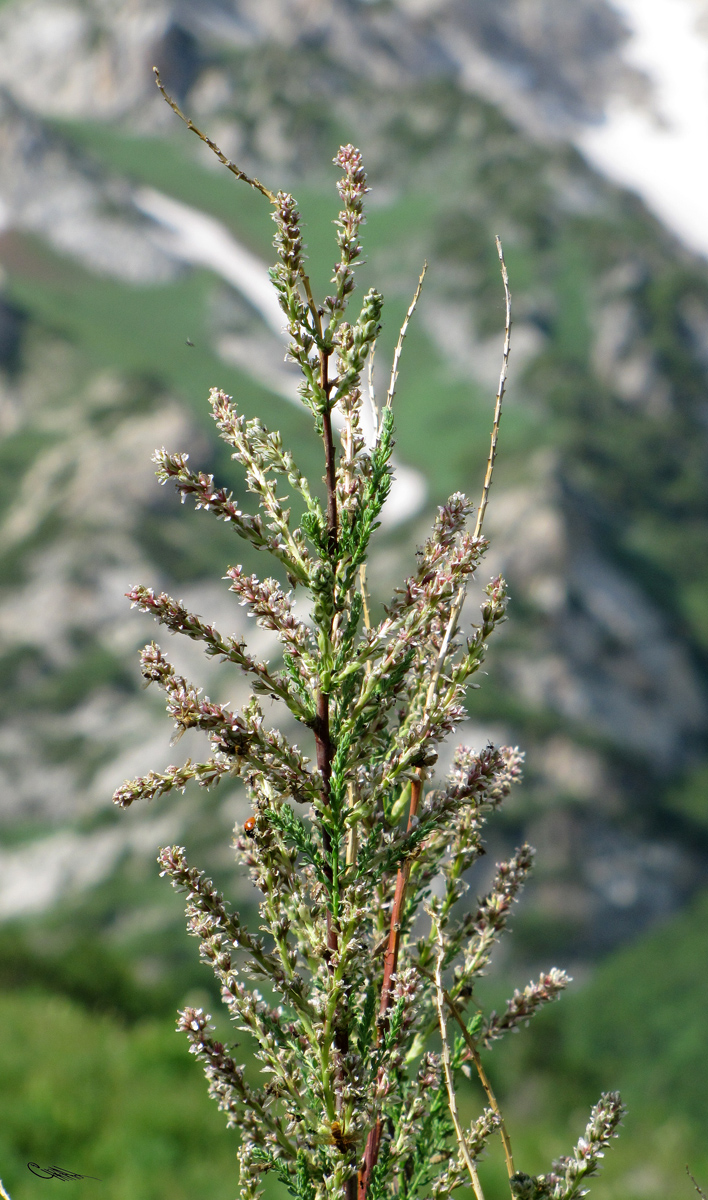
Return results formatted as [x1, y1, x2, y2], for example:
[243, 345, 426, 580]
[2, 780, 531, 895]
[478, 888, 708, 1199]
[0, 990, 290, 1200]
[3, 881, 708, 1200]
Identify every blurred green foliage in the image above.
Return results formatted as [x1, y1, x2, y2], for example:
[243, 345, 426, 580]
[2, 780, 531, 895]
[477, 888, 708, 1198]
[0, 990, 248, 1200]
[3, 883, 708, 1200]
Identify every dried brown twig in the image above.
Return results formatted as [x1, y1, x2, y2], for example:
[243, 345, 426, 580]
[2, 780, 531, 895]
[417, 962, 516, 1184]
[687, 1167, 708, 1200]
[433, 927, 487, 1200]
[424, 235, 511, 711]
[474, 235, 511, 541]
[385, 262, 428, 412]
[153, 68, 276, 203]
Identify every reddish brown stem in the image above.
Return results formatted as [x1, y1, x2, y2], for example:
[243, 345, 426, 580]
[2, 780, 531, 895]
[358, 1121, 383, 1200]
[322, 409, 338, 556]
[314, 336, 337, 950]
[314, 691, 338, 959]
[315, 692, 333, 795]
[379, 770, 423, 1022]
[318, 341, 338, 555]
[359, 769, 423, 1198]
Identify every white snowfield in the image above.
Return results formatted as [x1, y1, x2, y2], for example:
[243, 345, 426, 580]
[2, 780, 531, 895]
[134, 187, 428, 528]
[579, 0, 708, 259]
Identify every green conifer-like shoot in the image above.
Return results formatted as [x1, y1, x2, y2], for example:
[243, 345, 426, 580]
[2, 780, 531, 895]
[112, 71, 624, 1200]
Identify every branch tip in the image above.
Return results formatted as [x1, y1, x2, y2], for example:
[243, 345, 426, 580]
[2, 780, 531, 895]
[152, 67, 277, 203]
[385, 260, 427, 411]
[687, 1167, 708, 1200]
[474, 237, 511, 541]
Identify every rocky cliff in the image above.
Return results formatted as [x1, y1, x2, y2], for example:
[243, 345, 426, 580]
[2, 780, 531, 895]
[0, 0, 706, 986]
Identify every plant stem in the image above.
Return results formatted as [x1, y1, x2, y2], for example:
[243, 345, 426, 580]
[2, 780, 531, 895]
[323, 404, 338, 555]
[346, 784, 358, 867]
[418, 966, 516, 1184]
[359, 767, 424, 1198]
[358, 1121, 382, 1200]
[315, 691, 338, 958]
[468, 1042, 515, 1183]
[424, 236, 511, 709]
[359, 564, 372, 634]
[474, 237, 511, 542]
[367, 343, 379, 437]
[434, 933, 486, 1200]
[385, 263, 427, 411]
[153, 69, 276, 203]
[686, 1167, 708, 1200]
[314, 297, 338, 936]
[378, 769, 423, 1025]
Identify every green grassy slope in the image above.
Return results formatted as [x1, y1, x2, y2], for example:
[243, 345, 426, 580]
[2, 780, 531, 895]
[472, 889, 708, 1198]
[3, 882, 708, 1200]
[0, 990, 288, 1200]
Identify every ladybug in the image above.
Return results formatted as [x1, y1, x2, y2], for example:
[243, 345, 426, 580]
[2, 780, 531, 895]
[243, 816, 257, 836]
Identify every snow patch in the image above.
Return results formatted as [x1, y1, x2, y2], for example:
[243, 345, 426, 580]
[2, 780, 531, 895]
[579, 0, 708, 258]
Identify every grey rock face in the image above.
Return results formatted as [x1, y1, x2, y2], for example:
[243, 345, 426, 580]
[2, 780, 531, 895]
[0, 0, 704, 972]
[0, 0, 646, 139]
[0, 91, 179, 282]
[486, 468, 706, 770]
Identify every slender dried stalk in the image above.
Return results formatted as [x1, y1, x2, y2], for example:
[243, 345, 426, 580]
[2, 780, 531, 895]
[417, 963, 516, 1184]
[385, 263, 427, 410]
[474, 236, 511, 541]
[0, 1181, 11, 1200]
[462, 1036, 515, 1180]
[153, 68, 276, 202]
[424, 236, 511, 712]
[434, 933, 486, 1200]
[447, 985, 515, 1180]
[687, 1167, 708, 1200]
[359, 564, 372, 634]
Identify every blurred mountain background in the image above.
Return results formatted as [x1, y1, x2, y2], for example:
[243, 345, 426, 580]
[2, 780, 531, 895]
[1, 1, 708, 1197]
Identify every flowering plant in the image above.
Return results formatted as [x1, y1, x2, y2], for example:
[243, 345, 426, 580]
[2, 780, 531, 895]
[112, 74, 623, 1200]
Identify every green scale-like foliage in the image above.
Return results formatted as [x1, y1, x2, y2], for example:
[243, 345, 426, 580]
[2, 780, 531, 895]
[112, 114, 622, 1200]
